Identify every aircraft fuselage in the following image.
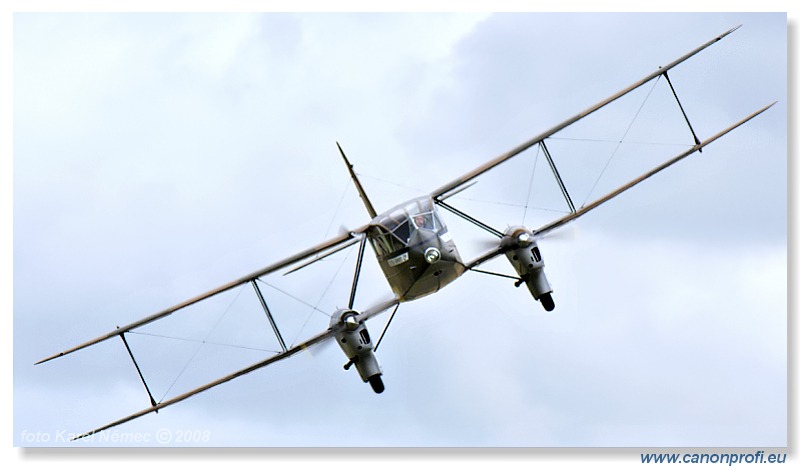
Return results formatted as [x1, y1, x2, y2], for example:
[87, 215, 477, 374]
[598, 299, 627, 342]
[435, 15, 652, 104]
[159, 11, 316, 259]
[366, 196, 465, 301]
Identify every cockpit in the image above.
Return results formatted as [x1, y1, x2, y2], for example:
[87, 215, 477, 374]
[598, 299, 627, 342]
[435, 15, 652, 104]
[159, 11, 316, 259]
[368, 197, 445, 257]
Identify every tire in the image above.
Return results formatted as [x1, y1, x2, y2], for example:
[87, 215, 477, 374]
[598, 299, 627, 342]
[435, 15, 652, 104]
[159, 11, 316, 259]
[540, 292, 555, 312]
[368, 375, 385, 394]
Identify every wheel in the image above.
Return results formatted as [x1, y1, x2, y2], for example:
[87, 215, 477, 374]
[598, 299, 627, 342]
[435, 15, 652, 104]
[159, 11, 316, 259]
[540, 292, 555, 312]
[368, 375, 385, 394]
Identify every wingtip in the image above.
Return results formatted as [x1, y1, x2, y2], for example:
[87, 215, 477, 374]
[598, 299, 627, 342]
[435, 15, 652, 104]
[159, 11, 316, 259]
[756, 101, 779, 115]
[722, 24, 743, 38]
[336, 141, 350, 164]
[34, 352, 63, 365]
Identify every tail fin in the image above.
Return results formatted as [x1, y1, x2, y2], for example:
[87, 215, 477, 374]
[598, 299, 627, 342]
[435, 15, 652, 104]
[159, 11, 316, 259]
[337, 142, 378, 219]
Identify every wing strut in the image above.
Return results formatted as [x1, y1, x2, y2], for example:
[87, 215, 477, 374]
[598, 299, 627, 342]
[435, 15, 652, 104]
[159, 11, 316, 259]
[434, 199, 504, 238]
[461, 101, 776, 270]
[35, 228, 365, 365]
[348, 236, 367, 309]
[71, 297, 400, 441]
[251, 280, 288, 353]
[373, 303, 400, 352]
[119, 332, 158, 410]
[533, 101, 777, 238]
[662, 70, 703, 151]
[540, 140, 576, 214]
[72, 329, 336, 441]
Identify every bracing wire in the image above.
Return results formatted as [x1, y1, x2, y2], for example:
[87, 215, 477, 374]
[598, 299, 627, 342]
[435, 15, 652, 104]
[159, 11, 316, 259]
[288, 243, 354, 347]
[549, 136, 694, 148]
[158, 285, 246, 402]
[323, 178, 353, 239]
[522, 142, 542, 226]
[447, 196, 529, 209]
[256, 278, 331, 317]
[359, 172, 425, 194]
[255, 239, 357, 348]
[581, 75, 662, 207]
[128, 331, 280, 354]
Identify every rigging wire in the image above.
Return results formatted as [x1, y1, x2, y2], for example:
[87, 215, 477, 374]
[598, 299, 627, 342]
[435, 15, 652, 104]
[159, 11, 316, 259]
[447, 196, 527, 208]
[290, 240, 355, 347]
[128, 331, 280, 354]
[157, 285, 246, 402]
[549, 136, 694, 148]
[256, 240, 357, 348]
[359, 172, 425, 194]
[323, 177, 354, 239]
[256, 278, 331, 317]
[581, 75, 662, 208]
[522, 142, 542, 226]
[449, 193, 570, 215]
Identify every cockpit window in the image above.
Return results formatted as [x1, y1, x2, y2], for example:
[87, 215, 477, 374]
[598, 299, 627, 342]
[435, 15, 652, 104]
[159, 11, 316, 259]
[369, 221, 410, 256]
[369, 226, 405, 256]
[392, 220, 410, 243]
[411, 212, 436, 230]
[369, 196, 449, 257]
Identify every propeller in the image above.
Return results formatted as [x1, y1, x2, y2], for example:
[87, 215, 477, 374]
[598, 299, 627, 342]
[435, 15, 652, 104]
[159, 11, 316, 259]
[472, 224, 578, 252]
[536, 223, 578, 243]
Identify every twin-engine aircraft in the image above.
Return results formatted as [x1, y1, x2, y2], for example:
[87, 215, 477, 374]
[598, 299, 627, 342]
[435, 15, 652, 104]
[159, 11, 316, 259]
[36, 25, 775, 440]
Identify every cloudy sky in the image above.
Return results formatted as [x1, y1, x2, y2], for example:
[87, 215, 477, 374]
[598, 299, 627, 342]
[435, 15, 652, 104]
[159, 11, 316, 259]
[12, 11, 787, 449]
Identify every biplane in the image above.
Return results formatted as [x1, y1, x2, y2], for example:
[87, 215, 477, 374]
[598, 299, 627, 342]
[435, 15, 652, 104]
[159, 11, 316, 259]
[35, 25, 775, 441]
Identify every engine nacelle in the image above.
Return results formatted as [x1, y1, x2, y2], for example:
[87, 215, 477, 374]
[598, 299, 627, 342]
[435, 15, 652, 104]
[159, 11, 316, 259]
[502, 227, 555, 311]
[330, 309, 384, 393]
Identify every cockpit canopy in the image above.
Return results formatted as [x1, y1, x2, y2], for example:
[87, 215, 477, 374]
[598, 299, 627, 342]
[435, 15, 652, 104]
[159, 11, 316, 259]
[369, 197, 445, 256]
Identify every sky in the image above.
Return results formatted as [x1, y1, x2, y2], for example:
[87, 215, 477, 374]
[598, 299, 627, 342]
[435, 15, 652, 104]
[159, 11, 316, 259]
[10, 9, 789, 453]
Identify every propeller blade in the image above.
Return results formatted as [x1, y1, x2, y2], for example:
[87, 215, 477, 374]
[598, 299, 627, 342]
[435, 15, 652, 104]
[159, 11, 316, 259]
[474, 237, 502, 251]
[535, 224, 577, 243]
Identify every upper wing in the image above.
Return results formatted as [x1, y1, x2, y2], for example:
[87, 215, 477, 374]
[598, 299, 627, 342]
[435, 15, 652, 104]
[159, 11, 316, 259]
[36, 225, 369, 365]
[530, 102, 776, 239]
[461, 101, 776, 270]
[428, 25, 775, 269]
[429, 25, 741, 201]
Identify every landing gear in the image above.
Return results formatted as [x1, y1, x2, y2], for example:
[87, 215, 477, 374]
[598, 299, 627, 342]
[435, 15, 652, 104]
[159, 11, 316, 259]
[368, 375, 385, 394]
[540, 292, 555, 312]
[503, 227, 555, 312]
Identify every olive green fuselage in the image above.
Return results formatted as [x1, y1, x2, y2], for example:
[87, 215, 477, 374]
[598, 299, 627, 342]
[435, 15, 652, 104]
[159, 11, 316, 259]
[366, 197, 465, 301]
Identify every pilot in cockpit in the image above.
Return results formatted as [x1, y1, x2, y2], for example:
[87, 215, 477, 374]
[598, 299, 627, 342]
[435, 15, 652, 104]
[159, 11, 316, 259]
[413, 213, 433, 230]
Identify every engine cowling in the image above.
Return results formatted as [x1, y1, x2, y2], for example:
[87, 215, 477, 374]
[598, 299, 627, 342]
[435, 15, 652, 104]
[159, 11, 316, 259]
[502, 226, 555, 311]
[330, 309, 384, 393]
